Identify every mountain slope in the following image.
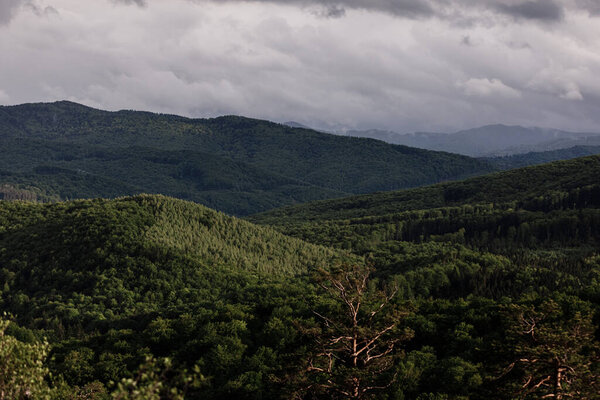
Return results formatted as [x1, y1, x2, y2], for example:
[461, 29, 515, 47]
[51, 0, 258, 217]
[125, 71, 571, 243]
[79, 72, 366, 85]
[0, 194, 346, 324]
[0, 101, 492, 214]
[249, 155, 600, 224]
[0, 137, 346, 215]
[0, 195, 340, 282]
[346, 125, 600, 157]
[249, 155, 600, 301]
[0, 194, 353, 397]
[2, 161, 600, 399]
[485, 145, 600, 170]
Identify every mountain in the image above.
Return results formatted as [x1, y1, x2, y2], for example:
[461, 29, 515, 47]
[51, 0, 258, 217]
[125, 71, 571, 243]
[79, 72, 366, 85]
[0, 194, 341, 295]
[3, 157, 600, 399]
[282, 121, 314, 129]
[0, 194, 352, 398]
[485, 145, 600, 170]
[249, 155, 600, 307]
[0, 101, 492, 215]
[346, 124, 600, 157]
[249, 154, 600, 224]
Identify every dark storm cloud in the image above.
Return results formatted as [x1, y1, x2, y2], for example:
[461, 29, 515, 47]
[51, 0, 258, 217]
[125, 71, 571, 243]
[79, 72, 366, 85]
[198, 0, 437, 19]
[494, 1, 564, 22]
[200, 0, 573, 22]
[2, 0, 600, 134]
[320, 5, 346, 18]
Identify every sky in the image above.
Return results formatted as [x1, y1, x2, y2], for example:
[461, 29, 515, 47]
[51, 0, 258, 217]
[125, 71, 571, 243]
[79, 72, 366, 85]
[1, 0, 600, 133]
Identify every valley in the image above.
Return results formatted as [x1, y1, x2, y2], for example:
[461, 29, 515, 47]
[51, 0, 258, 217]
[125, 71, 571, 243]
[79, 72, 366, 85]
[1, 154, 599, 399]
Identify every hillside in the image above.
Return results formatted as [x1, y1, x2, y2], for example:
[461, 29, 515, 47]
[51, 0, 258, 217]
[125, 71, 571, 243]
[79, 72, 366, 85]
[249, 154, 600, 301]
[246, 155, 600, 398]
[2, 159, 600, 399]
[0, 194, 345, 325]
[0, 101, 492, 215]
[250, 155, 600, 224]
[0, 137, 345, 215]
[346, 124, 600, 157]
[249, 155, 600, 304]
[0, 194, 353, 398]
[0, 195, 341, 287]
[485, 145, 600, 170]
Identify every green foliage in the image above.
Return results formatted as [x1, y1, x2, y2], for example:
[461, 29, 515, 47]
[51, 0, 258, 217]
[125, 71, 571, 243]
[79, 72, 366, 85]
[0, 101, 491, 215]
[111, 356, 206, 400]
[248, 154, 600, 399]
[0, 314, 53, 399]
[0, 154, 600, 399]
[0, 195, 351, 399]
[250, 155, 600, 223]
[492, 298, 600, 399]
[485, 145, 600, 170]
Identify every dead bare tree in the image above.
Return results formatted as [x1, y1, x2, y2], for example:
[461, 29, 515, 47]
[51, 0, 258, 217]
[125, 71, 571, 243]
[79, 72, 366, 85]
[295, 263, 413, 400]
[497, 300, 600, 400]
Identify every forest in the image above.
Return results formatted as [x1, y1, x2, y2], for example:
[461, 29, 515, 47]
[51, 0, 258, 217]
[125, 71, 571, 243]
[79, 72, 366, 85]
[1, 155, 599, 399]
[0, 101, 492, 215]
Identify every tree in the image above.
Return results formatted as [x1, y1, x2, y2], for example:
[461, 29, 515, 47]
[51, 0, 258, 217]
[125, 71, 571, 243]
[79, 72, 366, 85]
[111, 356, 206, 400]
[497, 299, 600, 399]
[295, 263, 413, 399]
[0, 314, 53, 400]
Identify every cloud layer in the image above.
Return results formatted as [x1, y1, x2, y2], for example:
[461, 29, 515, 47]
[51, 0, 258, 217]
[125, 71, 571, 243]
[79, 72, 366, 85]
[0, 0, 599, 133]
[193, 0, 571, 22]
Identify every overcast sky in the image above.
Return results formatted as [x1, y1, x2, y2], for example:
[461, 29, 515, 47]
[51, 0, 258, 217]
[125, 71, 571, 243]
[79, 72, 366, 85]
[1, 0, 600, 132]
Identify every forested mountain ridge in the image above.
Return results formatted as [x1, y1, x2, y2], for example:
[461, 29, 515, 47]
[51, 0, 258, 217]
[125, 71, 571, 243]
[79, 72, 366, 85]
[0, 194, 341, 284]
[245, 155, 600, 399]
[0, 194, 353, 398]
[0, 101, 492, 215]
[249, 154, 600, 224]
[484, 145, 600, 170]
[248, 155, 600, 300]
[2, 156, 600, 398]
[0, 137, 346, 215]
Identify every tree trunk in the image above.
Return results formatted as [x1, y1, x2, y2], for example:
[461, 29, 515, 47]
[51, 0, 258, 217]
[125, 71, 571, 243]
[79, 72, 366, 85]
[554, 358, 562, 400]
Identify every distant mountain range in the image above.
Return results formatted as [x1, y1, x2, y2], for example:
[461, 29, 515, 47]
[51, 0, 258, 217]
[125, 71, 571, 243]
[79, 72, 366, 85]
[345, 124, 600, 157]
[0, 101, 491, 215]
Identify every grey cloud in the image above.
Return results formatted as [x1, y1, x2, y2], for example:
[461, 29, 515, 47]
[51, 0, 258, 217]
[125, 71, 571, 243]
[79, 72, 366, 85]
[24, 3, 59, 17]
[192, 0, 575, 23]
[193, 0, 437, 19]
[0, 0, 24, 24]
[345, 0, 435, 18]
[321, 5, 346, 18]
[494, 0, 564, 22]
[1, 0, 60, 24]
[2, 0, 600, 134]
[575, 0, 600, 16]
[111, 0, 147, 6]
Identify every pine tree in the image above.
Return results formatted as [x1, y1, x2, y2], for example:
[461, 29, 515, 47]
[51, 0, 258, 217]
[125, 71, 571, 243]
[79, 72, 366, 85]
[497, 299, 600, 399]
[295, 264, 413, 399]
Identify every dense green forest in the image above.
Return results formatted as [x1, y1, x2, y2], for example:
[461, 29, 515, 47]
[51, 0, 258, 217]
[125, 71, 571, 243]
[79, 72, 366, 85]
[1, 155, 600, 398]
[250, 155, 600, 223]
[249, 155, 600, 398]
[0, 195, 351, 398]
[0, 101, 491, 215]
[484, 145, 600, 170]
